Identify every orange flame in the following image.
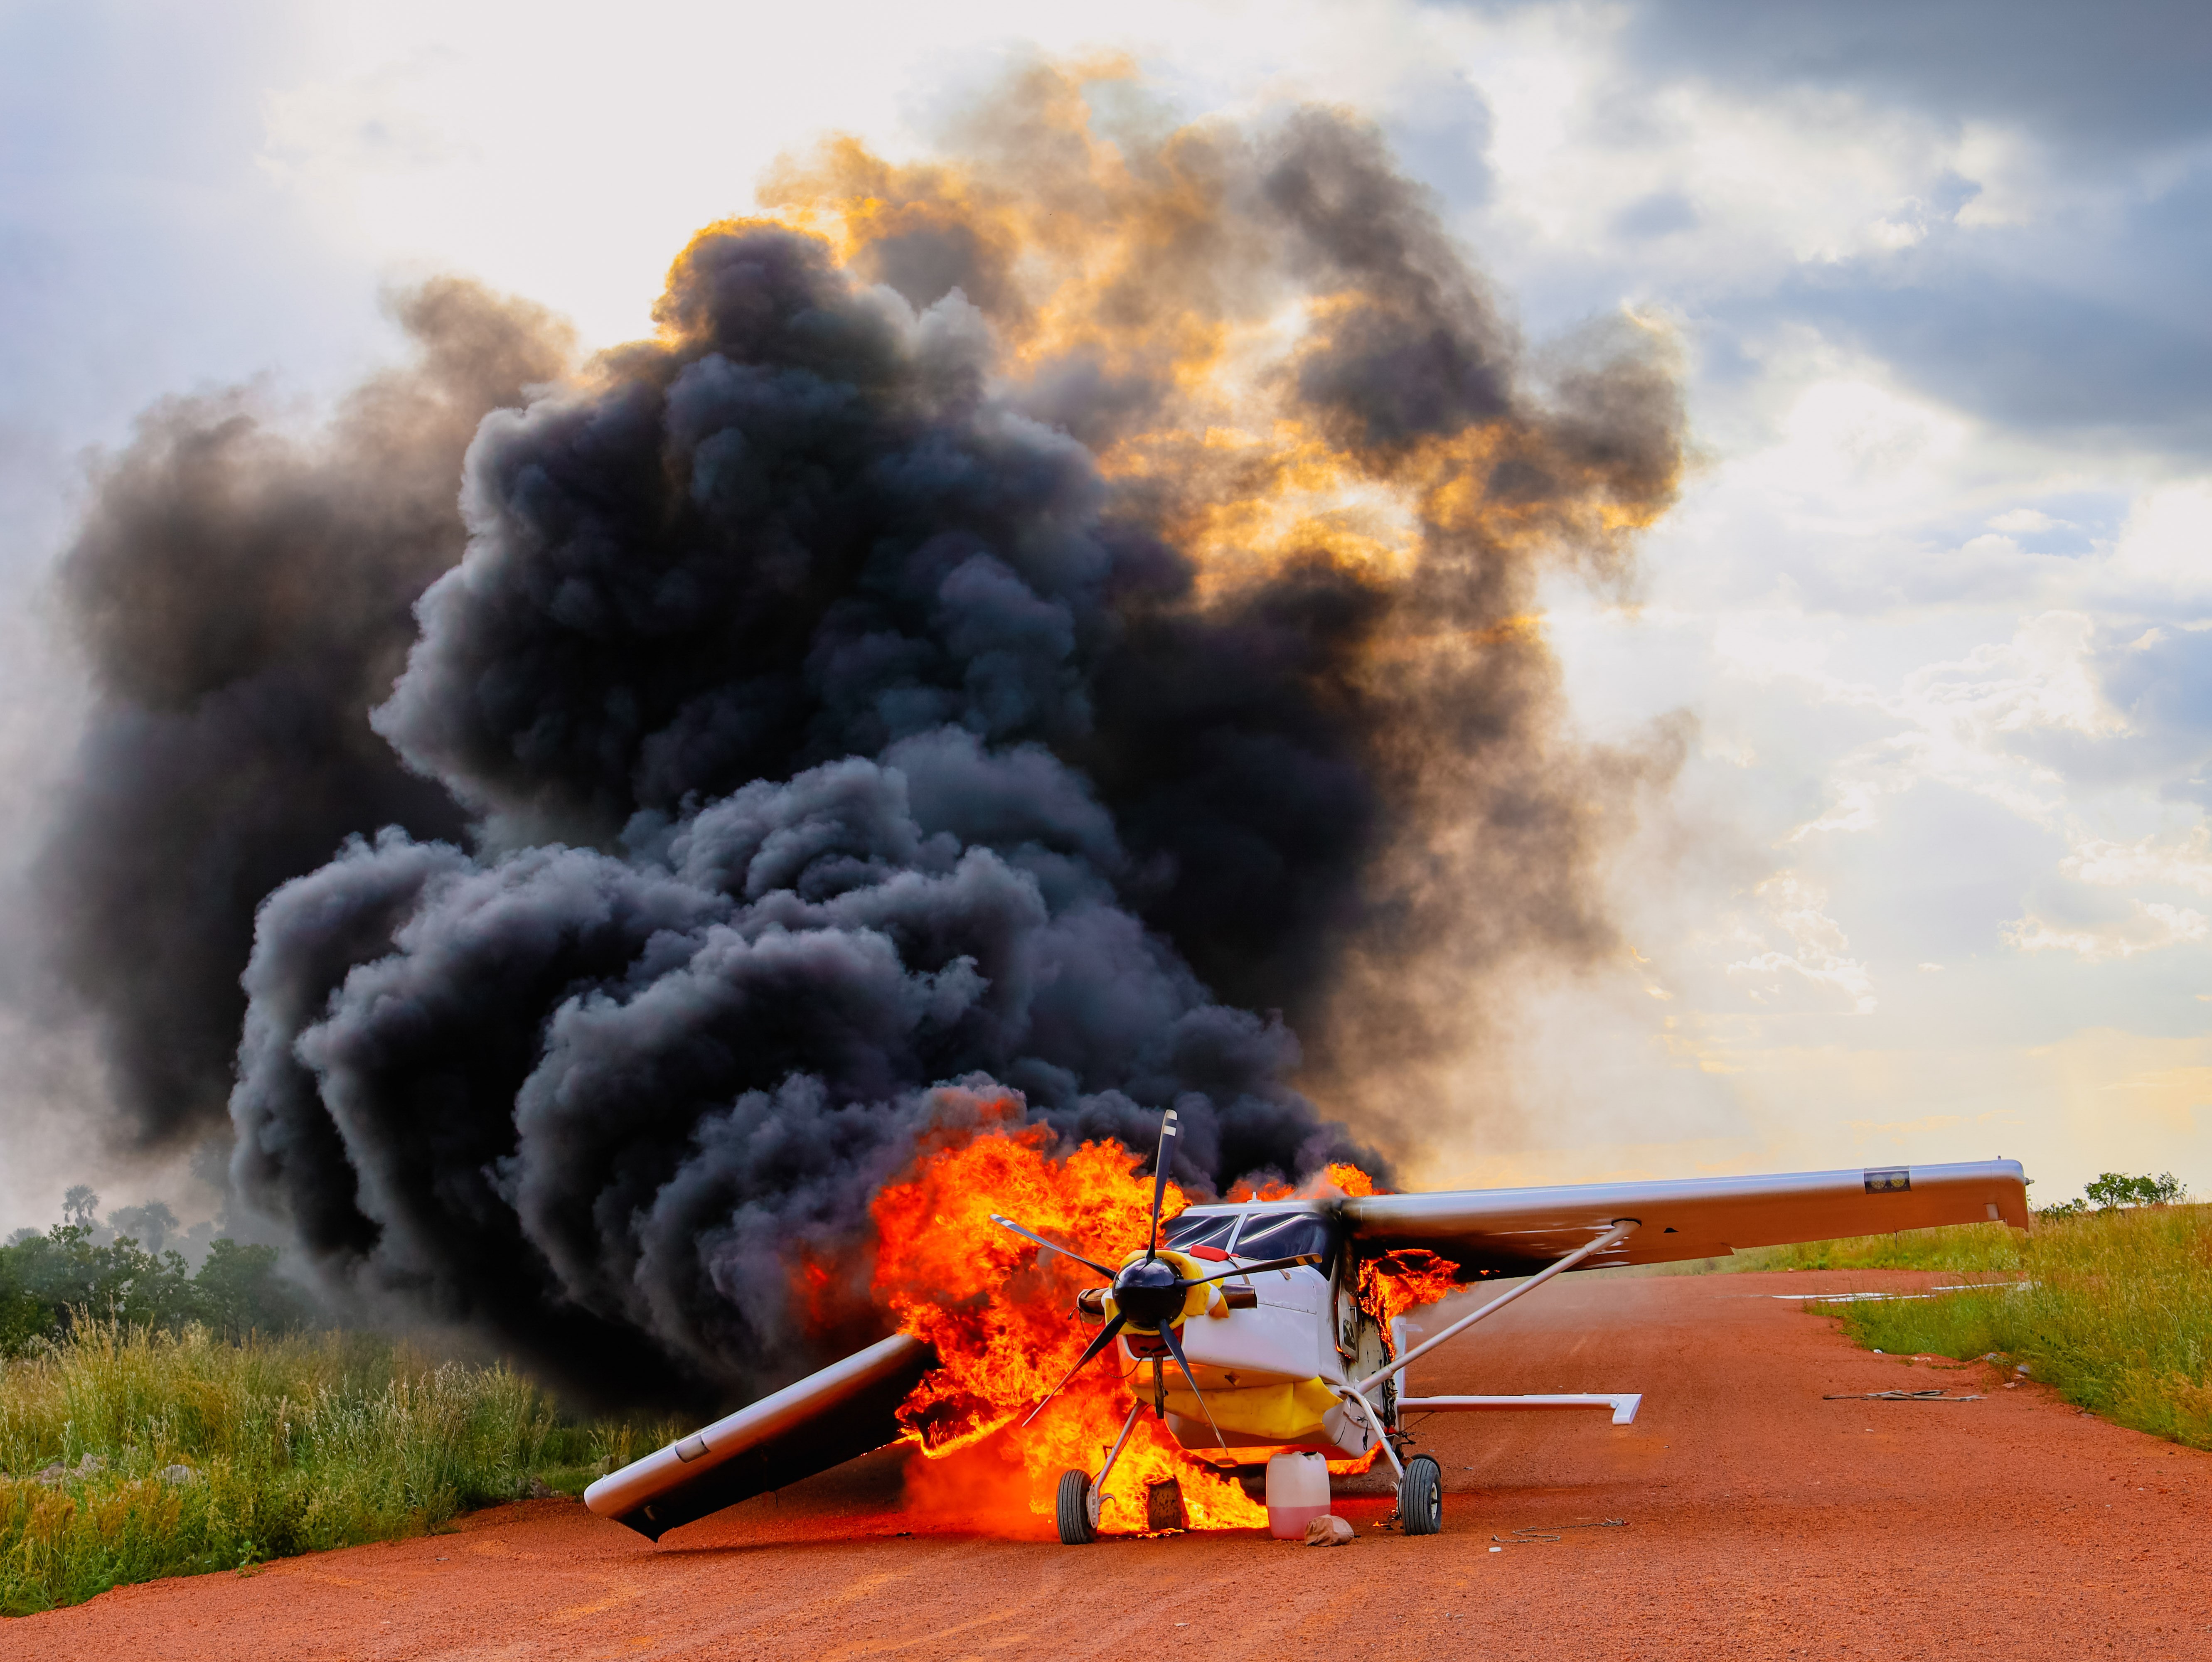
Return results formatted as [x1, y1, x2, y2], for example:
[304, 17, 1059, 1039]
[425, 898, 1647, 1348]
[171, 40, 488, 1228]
[870, 1119, 1265, 1529]
[1358, 1247, 1463, 1331]
[864, 1117, 1472, 1531]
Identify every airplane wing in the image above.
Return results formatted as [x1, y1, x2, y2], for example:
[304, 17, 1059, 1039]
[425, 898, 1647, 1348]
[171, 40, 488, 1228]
[1341, 1158, 2028, 1273]
[583, 1333, 936, 1541]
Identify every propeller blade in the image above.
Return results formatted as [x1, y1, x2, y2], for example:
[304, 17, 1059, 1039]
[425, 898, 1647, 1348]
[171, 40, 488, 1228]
[1174, 1253, 1321, 1288]
[1022, 1314, 1127, 1427]
[1155, 1319, 1228, 1449]
[989, 1215, 1116, 1279]
[1144, 1109, 1181, 1263]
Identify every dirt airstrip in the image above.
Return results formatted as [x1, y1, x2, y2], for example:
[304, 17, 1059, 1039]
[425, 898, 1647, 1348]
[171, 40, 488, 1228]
[11, 1270, 2210, 1661]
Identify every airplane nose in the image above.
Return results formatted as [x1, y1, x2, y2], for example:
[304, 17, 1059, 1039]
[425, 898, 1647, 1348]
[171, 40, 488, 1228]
[1112, 1259, 1184, 1328]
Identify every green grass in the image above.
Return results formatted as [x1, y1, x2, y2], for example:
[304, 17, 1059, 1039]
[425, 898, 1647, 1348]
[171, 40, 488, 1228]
[0, 1320, 679, 1616]
[1722, 1219, 2027, 1273]
[1823, 1204, 2212, 1451]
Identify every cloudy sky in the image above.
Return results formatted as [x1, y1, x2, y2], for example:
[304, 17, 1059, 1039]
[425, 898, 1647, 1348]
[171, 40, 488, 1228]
[3, 0, 2207, 1226]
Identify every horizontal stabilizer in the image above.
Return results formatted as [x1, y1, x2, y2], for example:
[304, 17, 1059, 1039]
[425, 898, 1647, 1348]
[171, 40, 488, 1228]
[1344, 1159, 2029, 1272]
[583, 1333, 936, 1541]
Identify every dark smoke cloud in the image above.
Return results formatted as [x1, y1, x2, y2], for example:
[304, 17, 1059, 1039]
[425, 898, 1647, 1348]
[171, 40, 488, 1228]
[234, 748, 1343, 1395]
[47, 73, 1680, 1407]
[36, 280, 572, 1153]
[1264, 110, 1518, 452]
[234, 223, 1383, 1401]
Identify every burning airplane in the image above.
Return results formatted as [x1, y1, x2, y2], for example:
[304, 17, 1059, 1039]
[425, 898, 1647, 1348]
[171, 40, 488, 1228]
[586, 1107, 2028, 1542]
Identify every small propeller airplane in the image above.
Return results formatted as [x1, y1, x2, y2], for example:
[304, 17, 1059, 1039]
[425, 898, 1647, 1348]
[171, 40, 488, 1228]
[586, 1112, 2029, 1544]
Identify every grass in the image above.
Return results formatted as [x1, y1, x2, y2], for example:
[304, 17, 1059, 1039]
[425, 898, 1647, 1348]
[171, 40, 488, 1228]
[0, 1320, 679, 1616]
[1722, 1219, 2027, 1274]
[1818, 1204, 2212, 1451]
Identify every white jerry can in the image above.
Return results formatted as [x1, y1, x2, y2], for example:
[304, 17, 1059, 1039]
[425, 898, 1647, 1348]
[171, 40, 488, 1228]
[1265, 1451, 1330, 1539]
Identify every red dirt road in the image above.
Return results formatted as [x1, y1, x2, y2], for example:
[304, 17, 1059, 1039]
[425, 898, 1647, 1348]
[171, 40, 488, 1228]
[12, 1270, 2211, 1661]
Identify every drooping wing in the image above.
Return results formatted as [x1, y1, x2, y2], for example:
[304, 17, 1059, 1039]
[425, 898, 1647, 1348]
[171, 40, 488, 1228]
[583, 1333, 935, 1541]
[1341, 1158, 2029, 1273]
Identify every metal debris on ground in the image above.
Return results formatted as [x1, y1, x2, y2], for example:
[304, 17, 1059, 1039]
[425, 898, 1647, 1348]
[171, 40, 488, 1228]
[1491, 1519, 1628, 1544]
[1823, 1389, 1983, 1401]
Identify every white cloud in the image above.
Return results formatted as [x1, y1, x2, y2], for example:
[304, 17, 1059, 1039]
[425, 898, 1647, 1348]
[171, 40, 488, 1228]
[2005, 902, 2211, 962]
[1725, 874, 1877, 1013]
[2103, 480, 2212, 601]
[1781, 610, 2124, 836]
[2061, 826, 2212, 896]
[1461, 21, 2057, 297]
[1753, 372, 1974, 516]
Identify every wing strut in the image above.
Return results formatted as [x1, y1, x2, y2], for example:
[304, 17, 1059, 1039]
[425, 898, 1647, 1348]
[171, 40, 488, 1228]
[1347, 1218, 1640, 1406]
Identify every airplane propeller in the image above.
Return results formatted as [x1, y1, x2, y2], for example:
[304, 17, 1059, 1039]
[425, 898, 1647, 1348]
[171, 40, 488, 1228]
[988, 1108, 1321, 1439]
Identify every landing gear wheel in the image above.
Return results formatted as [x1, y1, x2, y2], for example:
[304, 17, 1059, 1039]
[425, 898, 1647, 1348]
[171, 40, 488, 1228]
[1055, 1469, 1098, 1544]
[1398, 1454, 1442, 1536]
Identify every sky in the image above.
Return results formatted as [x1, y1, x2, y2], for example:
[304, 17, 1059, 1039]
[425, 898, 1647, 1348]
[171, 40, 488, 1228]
[2, 0, 2207, 1228]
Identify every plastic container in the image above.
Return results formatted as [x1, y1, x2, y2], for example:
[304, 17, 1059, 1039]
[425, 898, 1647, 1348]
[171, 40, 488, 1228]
[1265, 1451, 1330, 1539]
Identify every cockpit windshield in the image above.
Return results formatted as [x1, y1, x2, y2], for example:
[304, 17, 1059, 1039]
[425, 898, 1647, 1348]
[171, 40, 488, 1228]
[1161, 1212, 1238, 1252]
[1230, 1210, 1335, 1274]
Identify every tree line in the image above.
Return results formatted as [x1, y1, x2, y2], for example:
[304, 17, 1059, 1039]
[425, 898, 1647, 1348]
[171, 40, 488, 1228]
[2037, 1170, 2187, 1220]
[0, 1189, 308, 1355]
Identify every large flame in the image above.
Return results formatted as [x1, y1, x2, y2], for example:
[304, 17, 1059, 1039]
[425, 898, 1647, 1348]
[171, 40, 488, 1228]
[866, 1109, 1462, 1532]
[1358, 1248, 1463, 1331]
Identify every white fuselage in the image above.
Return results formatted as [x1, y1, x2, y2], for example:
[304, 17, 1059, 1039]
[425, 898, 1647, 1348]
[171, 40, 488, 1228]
[1112, 1201, 1383, 1460]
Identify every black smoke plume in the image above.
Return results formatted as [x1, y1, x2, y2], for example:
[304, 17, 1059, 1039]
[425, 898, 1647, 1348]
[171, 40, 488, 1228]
[43, 73, 1681, 1407]
[34, 282, 571, 1157]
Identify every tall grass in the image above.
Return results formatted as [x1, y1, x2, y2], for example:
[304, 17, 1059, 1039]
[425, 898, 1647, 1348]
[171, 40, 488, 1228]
[1831, 1204, 2212, 1450]
[0, 1321, 675, 1616]
[1724, 1219, 2026, 1274]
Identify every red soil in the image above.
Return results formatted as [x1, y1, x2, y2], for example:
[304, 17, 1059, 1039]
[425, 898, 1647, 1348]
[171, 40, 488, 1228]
[12, 1270, 2211, 1661]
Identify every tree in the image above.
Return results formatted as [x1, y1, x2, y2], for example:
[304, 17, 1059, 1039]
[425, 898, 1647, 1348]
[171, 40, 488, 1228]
[0, 1200, 313, 1355]
[192, 1239, 307, 1341]
[61, 1185, 101, 1231]
[108, 1200, 181, 1254]
[2083, 1171, 2186, 1210]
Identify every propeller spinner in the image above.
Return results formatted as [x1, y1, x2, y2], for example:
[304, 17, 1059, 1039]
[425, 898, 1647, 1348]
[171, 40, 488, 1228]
[987, 1108, 1320, 1441]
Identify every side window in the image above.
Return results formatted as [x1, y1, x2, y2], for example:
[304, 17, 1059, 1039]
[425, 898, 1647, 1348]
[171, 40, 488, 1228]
[1163, 1212, 1238, 1252]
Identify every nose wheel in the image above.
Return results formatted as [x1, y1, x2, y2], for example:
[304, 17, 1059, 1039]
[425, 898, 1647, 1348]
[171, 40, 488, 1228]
[1056, 1469, 1100, 1544]
[1397, 1454, 1442, 1535]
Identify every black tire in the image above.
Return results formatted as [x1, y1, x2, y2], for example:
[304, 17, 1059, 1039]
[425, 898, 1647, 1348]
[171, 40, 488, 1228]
[1055, 1469, 1097, 1544]
[1398, 1454, 1442, 1536]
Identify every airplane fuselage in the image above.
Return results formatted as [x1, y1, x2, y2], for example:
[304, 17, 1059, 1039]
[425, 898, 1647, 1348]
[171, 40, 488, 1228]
[1122, 1201, 1388, 1462]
